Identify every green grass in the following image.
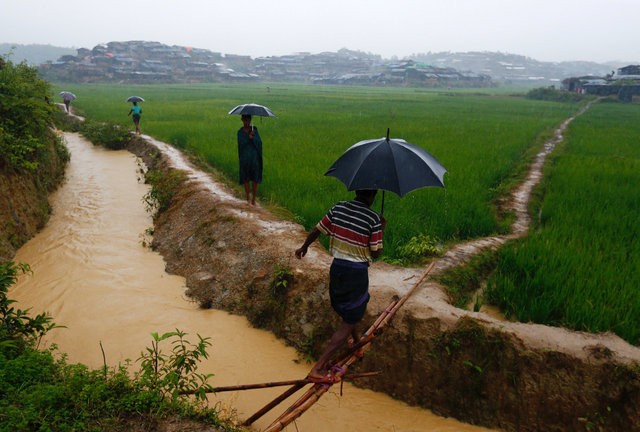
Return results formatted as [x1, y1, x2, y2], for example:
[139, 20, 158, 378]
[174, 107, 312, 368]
[487, 101, 640, 345]
[61, 83, 578, 259]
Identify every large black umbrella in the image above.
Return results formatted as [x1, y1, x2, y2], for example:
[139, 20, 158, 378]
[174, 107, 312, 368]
[228, 103, 276, 117]
[325, 129, 446, 213]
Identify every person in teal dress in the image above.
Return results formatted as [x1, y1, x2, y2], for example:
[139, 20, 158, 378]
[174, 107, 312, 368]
[128, 101, 142, 134]
[237, 114, 263, 205]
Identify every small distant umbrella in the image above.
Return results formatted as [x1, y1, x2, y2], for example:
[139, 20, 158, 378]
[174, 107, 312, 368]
[325, 128, 447, 214]
[59, 91, 76, 101]
[127, 96, 145, 103]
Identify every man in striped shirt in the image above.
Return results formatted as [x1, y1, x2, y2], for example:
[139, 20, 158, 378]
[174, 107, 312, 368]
[295, 189, 386, 382]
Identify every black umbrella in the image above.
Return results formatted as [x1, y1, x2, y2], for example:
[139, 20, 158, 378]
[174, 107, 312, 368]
[325, 129, 447, 214]
[127, 96, 145, 103]
[228, 103, 276, 117]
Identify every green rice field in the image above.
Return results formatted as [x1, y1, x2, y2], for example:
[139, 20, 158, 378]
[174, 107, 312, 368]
[61, 83, 576, 249]
[58, 83, 639, 345]
[487, 101, 640, 345]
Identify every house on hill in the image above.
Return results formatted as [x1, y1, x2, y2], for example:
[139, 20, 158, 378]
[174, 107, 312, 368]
[563, 64, 640, 101]
[613, 65, 640, 80]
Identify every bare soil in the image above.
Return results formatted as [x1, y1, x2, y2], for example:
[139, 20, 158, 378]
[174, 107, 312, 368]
[125, 99, 640, 432]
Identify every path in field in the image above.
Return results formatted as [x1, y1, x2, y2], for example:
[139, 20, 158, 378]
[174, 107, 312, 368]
[424, 100, 597, 283]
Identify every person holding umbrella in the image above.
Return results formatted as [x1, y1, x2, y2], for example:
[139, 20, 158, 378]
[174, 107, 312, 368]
[60, 91, 76, 113]
[237, 114, 263, 205]
[128, 101, 142, 134]
[295, 189, 386, 382]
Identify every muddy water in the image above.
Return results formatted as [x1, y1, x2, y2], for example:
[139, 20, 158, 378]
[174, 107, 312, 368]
[11, 133, 494, 432]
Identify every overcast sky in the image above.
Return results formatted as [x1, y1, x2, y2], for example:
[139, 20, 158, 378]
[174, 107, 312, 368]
[1, 0, 638, 63]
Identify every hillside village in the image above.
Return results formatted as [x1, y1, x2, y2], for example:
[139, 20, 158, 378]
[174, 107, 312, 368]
[32, 40, 640, 94]
[39, 40, 494, 87]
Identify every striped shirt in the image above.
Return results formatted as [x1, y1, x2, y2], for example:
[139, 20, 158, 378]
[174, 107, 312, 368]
[316, 200, 383, 263]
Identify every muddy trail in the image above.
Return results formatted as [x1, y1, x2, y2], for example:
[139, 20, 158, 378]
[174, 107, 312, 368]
[84, 100, 639, 431]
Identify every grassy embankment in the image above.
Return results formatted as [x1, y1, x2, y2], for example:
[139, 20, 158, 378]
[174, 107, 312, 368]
[61, 83, 639, 346]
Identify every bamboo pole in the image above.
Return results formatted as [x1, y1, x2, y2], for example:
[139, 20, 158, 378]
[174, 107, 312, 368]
[210, 379, 307, 393]
[207, 371, 381, 393]
[242, 301, 398, 425]
[242, 383, 306, 426]
[263, 384, 329, 432]
[258, 301, 401, 428]
[261, 262, 436, 432]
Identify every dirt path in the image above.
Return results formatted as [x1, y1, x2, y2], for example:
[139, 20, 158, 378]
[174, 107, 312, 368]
[430, 99, 595, 275]
[127, 99, 639, 431]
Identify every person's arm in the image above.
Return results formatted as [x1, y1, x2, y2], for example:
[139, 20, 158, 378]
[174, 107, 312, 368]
[370, 216, 387, 259]
[295, 227, 321, 259]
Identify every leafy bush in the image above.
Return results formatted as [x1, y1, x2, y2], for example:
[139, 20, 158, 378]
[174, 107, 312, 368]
[386, 233, 442, 265]
[526, 86, 586, 102]
[0, 56, 57, 172]
[143, 168, 187, 215]
[136, 330, 214, 403]
[0, 262, 57, 356]
[79, 119, 131, 150]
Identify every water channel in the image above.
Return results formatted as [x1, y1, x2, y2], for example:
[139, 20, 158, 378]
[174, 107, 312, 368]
[11, 132, 494, 431]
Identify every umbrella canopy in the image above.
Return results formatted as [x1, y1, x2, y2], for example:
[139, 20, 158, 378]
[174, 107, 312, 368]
[59, 91, 76, 101]
[325, 129, 446, 212]
[127, 96, 145, 103]
[228, 103, 276, 117]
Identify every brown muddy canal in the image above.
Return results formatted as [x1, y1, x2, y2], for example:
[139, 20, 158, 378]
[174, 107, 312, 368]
[11, 133, 495, 431]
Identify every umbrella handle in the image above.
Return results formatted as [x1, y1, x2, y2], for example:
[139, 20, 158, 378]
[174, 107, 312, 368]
[381, 190, 385, 216]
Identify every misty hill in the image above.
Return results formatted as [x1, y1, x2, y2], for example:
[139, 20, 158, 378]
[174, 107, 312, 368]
[0, 43, 76, 66]
[409, 51, 624, 86]
[37, 40, 494, 87]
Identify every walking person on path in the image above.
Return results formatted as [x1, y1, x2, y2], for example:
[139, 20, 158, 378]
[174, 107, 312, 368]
[295, 189, 386, 382]
[237, 114, 263, 205]
[128, 101, 142, 134]
[63, 96, 72, 113]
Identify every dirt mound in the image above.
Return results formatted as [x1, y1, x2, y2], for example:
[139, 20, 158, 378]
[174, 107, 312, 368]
[126, 122, 640, 431]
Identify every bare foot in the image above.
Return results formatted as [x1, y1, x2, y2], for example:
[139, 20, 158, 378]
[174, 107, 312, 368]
[347, 337, 365, 358]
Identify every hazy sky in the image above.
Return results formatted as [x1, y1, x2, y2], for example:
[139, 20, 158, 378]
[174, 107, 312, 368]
[1, 0, 638, 63]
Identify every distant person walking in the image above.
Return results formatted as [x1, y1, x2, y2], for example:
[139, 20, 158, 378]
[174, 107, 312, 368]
[63, 97, 72, 113]
[60, 91, 76, 113]
[295, 189, 386, 382]
[237, 114, 263, 205]
[128, 101, 142, 134]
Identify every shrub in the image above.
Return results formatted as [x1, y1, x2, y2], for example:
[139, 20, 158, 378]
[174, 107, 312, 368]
[0, 262, 57, 356]
[0, 56, 57, 172]
[79, 120, 131, 150]
[143, 168, 187, 215]
[526, 86, 586, 102]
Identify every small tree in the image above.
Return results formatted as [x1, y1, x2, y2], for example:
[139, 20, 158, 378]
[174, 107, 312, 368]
[0, 262, 58, 356]
[0, 56, 57, 172]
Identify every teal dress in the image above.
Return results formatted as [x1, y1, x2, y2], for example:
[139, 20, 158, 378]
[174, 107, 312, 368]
[237, 127, 263, 184]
